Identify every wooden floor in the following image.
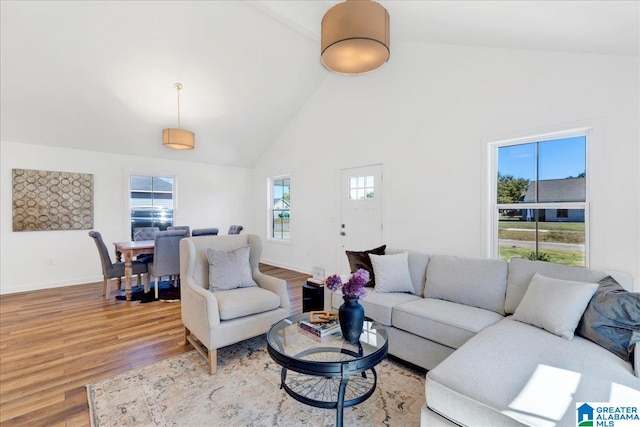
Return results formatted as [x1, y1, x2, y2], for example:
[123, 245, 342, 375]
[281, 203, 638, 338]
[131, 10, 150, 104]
[0, 264, 310, 427]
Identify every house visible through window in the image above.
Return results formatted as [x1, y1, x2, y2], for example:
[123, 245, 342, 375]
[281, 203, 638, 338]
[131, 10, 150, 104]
[492, 133, 587, 266]
[270, 176, 290, 240]
[130, 175, 174, 238]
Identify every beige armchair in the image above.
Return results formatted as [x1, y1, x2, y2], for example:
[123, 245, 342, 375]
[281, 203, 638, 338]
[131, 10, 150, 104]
[180, 234, 290, 374]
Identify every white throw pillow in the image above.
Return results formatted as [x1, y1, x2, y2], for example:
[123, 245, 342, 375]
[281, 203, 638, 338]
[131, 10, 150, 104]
[206, 245, 257, 291]
[512, 273, 598, 340]
[370, 252, 414, 293]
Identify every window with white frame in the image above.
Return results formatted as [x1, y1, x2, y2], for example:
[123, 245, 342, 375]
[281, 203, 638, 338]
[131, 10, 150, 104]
[349, 175, 375, 200]
[130, 175, 174, 238]
[492, 132, 588, 266]
[270, 176, 290, 240]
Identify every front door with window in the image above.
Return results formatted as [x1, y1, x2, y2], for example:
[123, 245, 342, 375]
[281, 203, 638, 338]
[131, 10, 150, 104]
[340, 165, 384, 273]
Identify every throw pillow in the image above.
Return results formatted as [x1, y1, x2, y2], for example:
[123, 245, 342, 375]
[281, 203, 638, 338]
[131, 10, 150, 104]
[576, 276, 640, 361]
[206, 245, 257, 292]
[512, 273, 598, 340]
[369, 252, 414, 293]
[345, 244, 386, 287]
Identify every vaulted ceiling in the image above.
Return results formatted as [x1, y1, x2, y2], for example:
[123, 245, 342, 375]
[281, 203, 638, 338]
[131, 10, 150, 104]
[1, 1, 638, 167]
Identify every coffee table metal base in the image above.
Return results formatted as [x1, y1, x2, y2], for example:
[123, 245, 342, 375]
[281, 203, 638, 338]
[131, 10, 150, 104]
[278, 347, 378, 427]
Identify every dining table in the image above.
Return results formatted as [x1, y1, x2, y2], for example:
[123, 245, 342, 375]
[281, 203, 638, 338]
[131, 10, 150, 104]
[113, 240, 155, 301]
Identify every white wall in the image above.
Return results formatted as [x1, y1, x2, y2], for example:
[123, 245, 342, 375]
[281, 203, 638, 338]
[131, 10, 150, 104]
[251, 42, 640, 289]
[0, 142, 252, 294]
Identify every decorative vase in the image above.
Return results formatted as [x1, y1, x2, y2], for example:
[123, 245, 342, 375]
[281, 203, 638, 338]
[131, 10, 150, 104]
[339, 296, 365, 343]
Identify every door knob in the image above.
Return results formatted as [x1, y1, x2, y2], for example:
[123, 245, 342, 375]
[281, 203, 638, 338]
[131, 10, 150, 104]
[340, 232, 346, 236]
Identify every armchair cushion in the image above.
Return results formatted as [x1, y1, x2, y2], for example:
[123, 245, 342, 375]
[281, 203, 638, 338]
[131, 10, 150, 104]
[215, 287, 281, 320]
[206, 245, 257, 291]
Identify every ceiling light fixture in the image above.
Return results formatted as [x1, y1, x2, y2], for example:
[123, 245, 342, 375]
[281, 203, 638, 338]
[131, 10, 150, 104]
[162, 83, 194, 150]
[321, 0, 390, 75]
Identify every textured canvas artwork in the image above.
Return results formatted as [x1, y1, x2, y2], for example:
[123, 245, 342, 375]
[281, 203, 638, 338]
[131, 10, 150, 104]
[12, 168, 94, 232]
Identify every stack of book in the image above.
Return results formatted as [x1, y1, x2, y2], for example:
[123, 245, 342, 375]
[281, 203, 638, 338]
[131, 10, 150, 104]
[306, 277, 325, 287]
[298, 319, 340, 337]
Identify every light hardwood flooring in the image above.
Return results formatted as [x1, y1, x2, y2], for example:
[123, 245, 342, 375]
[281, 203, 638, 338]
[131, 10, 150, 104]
[0, 264, 310, 427]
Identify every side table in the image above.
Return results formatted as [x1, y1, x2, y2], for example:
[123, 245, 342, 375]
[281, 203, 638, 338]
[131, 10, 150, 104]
[302, 281, 324, 312]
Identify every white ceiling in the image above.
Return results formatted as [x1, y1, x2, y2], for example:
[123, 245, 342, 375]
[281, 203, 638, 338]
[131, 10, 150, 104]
[1, 1, 638, 168]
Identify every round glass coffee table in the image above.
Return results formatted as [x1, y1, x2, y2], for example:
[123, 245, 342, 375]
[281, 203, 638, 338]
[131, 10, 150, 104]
[267, 313, 388, 427]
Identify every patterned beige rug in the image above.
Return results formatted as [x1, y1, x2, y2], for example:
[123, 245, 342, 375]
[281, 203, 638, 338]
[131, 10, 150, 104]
[86, 335, 425, 426]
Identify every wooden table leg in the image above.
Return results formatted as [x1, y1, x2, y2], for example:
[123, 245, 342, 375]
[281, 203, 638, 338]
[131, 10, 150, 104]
[115, 249, 122, 290]
[124, 251, 133, 301]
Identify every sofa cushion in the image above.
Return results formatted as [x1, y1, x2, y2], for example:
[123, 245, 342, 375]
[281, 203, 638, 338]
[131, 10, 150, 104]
[424, 255, 508, 315]
[345, 244, 386, 287]
[393, 298, 504, 349]
[214, 286, 281, 321]
[577, 276, 640, 361]
[513, 273, 598, 340]
[506, 257, 606, 314]
[370, 252, 415, 293]
[426, 318, 640, 427]
[331, 289, 420, 326]
[386, 249, 430, 296]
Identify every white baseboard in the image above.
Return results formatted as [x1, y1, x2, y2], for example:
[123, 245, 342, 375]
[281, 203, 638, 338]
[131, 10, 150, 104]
[1, 261, 313, 295]
[259, 259, 312, 276]
[0, 275, 103, 295]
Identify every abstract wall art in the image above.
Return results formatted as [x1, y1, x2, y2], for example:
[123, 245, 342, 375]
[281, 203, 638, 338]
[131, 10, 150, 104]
[12, 168, 94, 232]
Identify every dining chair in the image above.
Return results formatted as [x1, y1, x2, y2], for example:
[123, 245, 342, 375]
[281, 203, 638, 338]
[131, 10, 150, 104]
[168, 225, 191, 237]
[147, 229, 187, 300]
[133, 226, 159, 262]
[89, 231, 148, 298]
[133, 226, 159, 241]
[192, 228, 219, 236]
[227, 225, 244, 235]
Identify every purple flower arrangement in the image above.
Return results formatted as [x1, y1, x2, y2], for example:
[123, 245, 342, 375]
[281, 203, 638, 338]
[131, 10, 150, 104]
[325, 269, 369, 299]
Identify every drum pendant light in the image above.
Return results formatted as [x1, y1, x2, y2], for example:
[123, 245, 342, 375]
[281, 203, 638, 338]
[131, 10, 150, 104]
[321, 0, 390, 75]
[162, 83, 194, 150]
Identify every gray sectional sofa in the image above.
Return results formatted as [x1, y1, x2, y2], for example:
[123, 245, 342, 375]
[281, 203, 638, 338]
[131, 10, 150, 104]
[327, 251, 640, 426]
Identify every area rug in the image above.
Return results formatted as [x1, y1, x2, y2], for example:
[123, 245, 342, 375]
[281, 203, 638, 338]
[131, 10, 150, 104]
[115, 280, 180, 303]
[86, 335, 425, 426]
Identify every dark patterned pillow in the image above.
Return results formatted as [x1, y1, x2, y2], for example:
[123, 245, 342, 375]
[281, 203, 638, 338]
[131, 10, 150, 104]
[345, 245, 386, 287]
[576, 276, 640, 362]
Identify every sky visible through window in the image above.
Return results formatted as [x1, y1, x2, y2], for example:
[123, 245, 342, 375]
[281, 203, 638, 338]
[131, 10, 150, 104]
[273, 178, 289, 199]
[498, 136, 586, 181]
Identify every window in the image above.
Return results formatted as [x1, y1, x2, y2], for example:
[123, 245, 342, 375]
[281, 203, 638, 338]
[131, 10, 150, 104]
[492, 133, 588, 266]
[349, 175, 374, 200]
[130, 175, 174, 238]
[270, 176, 290, 240]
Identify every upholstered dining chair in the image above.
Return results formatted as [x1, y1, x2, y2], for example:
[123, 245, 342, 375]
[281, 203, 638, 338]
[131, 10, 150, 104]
[180, 234, 290, 374]
[147, 229, 187, 300]
[192, 228, 219, 236]
[133, 226, 159, 241]
[133, 226, 159, 262]
[168, 225, 191, 237]
[89, 231, 148, 298]
[227, 225, 243, 234]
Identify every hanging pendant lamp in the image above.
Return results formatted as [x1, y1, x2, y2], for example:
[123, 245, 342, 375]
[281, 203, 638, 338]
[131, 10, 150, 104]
[321, 0, 390, 75]
[162, 83, 194, 150]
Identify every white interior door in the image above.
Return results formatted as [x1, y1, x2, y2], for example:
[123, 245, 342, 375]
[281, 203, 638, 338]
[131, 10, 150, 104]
[340, 164, 384, 273]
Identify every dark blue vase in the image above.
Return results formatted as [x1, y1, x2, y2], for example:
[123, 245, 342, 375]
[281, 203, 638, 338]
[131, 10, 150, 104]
[339, 297, 365, 343]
